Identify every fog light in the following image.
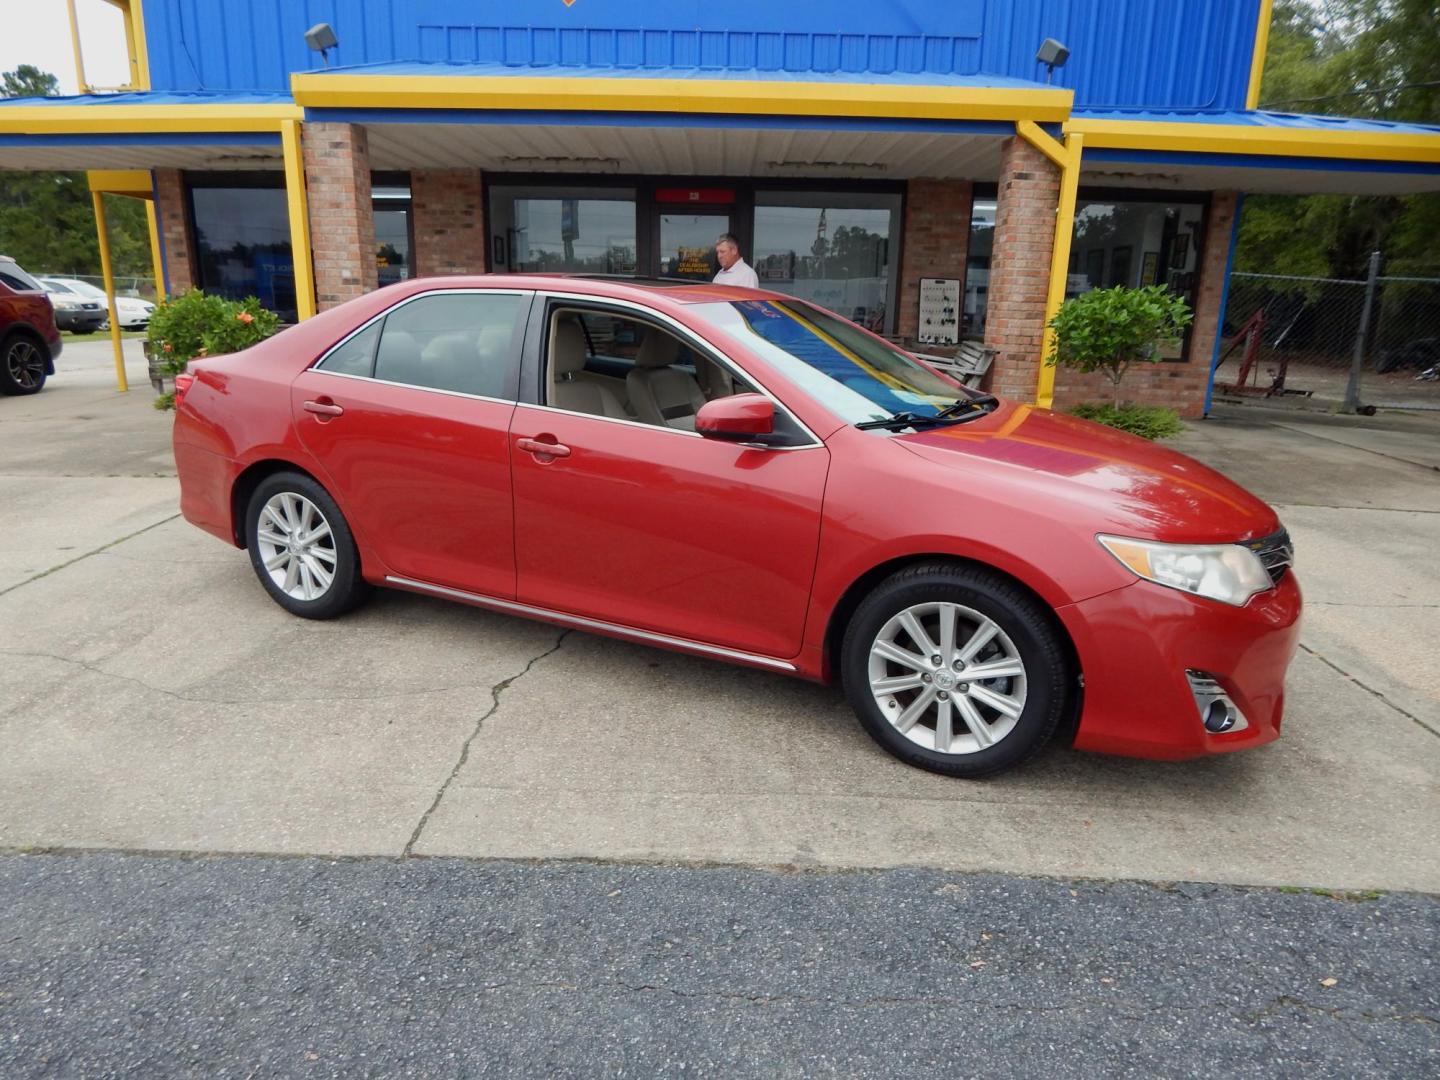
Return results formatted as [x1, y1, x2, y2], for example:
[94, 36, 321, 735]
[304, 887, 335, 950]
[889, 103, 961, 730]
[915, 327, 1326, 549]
[1186, 670, 1249, 735]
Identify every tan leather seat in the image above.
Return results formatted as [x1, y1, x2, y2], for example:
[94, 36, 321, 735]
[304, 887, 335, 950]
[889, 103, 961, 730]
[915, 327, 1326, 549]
[551, 318, 629, 420]
[626, 329, 708, 429]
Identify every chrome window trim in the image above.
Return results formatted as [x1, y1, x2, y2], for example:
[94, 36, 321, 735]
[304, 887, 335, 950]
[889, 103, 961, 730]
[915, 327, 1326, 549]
[385, 575, 796, 672]
[539, 290, 825, 450]
[309, 287, 531, 400]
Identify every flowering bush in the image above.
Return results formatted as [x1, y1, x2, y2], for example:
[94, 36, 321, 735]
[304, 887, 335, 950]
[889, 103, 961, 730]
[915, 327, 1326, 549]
[147, 290, 279, 409]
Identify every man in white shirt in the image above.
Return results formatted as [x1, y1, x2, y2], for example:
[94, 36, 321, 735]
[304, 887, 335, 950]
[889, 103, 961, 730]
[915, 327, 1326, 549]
[713, 233, 759, 288]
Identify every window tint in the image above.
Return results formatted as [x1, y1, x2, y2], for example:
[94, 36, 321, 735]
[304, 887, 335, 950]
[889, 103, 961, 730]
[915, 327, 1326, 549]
[374, 292, 523, 398]
[318, 321, 380, 377]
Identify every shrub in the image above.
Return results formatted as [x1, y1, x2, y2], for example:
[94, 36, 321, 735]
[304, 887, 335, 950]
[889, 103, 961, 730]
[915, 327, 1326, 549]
[147, 290, 279, 409]
[1069, 402, 1184, 440]
[1047, 285, 1193, 407]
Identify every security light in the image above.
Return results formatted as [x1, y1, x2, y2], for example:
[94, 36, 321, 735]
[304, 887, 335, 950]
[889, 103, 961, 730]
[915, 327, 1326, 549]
[1036, 38, 1070, 84]
[305, 23, 338, 66]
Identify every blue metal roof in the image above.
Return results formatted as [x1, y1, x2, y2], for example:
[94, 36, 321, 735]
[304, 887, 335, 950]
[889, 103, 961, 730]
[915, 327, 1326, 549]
[0, 89, 294, 109]
[1073, 107, 1440, 137]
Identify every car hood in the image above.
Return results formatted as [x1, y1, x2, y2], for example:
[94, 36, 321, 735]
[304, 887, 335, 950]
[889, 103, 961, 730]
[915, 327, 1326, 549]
[896, 402, 1281, 543]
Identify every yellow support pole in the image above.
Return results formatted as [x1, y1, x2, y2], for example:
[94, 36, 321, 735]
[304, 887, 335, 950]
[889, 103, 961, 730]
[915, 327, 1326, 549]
[65, 0, 91, 93]
[91, 191, 129, 393]
[280, 119, 317, 321]
[144, 198, 165, 301]
[1246, 0, 1274, 110]
[1035, 132, 1084, 411]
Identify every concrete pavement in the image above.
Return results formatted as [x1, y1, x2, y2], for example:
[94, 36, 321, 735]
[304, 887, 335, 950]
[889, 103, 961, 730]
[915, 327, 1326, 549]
[1, 341, 1437, 890]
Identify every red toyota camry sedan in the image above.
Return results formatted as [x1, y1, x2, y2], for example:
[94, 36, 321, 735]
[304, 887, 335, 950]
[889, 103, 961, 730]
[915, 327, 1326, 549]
[173, 276, 1300, 778]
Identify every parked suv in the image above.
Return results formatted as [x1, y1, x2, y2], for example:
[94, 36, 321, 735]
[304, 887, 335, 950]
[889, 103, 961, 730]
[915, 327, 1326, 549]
[0, 255, 61, 395]
[38, 278, 108, 333]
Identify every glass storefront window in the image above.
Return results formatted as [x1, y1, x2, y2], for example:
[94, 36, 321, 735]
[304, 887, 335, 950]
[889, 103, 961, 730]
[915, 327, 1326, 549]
[752, 193, 900, 334]
[189, 181, 296, 322]
[488, 186, 637, 275]
[965, 198, 996, 338]
[374, 178, 412, 287]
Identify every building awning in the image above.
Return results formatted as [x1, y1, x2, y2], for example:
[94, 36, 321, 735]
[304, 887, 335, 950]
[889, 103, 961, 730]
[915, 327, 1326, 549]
[1072, 107, 1440, 195]
[0, 90, 297, 170]
[289, 61, 1068, 178]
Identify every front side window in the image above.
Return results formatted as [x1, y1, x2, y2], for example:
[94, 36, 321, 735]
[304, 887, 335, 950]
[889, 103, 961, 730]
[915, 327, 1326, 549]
[701, 298, 967, 424]
[337, 292, 525, 398]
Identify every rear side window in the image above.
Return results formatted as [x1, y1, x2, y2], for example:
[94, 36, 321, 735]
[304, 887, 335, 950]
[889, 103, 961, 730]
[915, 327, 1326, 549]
[373, 292, 523, 399]
[318, 321, 380, 377]
[0, 263, 43, 292]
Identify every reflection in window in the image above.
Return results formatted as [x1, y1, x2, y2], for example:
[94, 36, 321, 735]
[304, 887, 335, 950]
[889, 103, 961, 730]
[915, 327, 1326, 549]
[189, 184, 296, 322]
[374, 180, 412, 288]
[965, 199, 996, 338]
[752, 195, 899, 334]
[374, 293, 522, 399]
[489, 188, 637, 275]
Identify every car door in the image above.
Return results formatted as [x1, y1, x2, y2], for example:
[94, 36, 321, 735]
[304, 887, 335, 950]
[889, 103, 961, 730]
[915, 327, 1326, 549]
[292, 288, 531, 599]
[508, 297, 830, 660]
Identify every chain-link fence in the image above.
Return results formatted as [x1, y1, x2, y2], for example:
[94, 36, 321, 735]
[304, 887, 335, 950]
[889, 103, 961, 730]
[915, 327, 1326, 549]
[34, 272, 159, 300]
[1215, 260, 1440, 413]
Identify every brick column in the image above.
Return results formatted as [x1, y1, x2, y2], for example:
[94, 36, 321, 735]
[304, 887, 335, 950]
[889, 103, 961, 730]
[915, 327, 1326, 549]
[302, 122, 377, 310]
[1052, 191, 1239, 419]
[411, 170, 487, 276]
[983, 136, 1061, 401]
[896, 179, 973, 340]
[152, 169, 195, 296]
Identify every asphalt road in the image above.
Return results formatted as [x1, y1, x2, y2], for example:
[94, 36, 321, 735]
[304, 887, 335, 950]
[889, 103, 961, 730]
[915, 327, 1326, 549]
[2, 852, 1435, 1079]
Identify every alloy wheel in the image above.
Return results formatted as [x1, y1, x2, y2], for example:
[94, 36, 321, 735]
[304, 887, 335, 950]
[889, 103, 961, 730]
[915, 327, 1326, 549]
[6, 340, 45, 390]
[254, 492, 338, 601]
[867, 601, 1028, 755]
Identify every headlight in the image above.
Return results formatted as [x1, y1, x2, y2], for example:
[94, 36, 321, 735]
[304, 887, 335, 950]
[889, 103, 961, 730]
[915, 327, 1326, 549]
[1098, 534, 1273, 606]
[50, 296, 78, 310]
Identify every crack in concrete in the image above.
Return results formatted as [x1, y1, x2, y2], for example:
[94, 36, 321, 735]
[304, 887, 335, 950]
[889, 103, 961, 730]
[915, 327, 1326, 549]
[0, 513, 181, 599]
[1299, 643, 1438, 738]
[402, 630, 571, 858]
[0, 649, 554, 707]
[1269, 423, 1440, 474]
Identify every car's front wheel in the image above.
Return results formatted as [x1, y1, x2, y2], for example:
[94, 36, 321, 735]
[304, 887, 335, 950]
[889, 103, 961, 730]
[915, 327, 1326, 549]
[841, 563, 1071, 779]
[0, 334, 48, 395]
[244, 472, 368, 619]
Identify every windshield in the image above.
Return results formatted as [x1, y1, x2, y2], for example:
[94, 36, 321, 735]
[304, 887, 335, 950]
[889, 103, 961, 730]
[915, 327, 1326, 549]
[696, 299, 977, 425]
[66, 280, 106, 299]
[41, 280, 76, 294]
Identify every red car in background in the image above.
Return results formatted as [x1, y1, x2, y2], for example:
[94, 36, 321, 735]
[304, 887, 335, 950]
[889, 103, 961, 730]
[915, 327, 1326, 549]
[172, 276, 1301, 778]
[0, 255, 61, 396]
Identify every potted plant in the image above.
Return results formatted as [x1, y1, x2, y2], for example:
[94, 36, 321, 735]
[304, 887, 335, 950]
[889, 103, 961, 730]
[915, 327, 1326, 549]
[1046, 284, 1193, 438]
[146, 290, 279, 409]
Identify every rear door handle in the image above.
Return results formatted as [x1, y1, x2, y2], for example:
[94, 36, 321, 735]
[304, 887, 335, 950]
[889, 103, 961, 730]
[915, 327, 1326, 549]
[304, 400, 344, 417]
[516, 436, 571, 459]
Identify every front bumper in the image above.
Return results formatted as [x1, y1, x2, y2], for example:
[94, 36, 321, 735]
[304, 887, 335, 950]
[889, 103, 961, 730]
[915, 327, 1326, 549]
[1057, 573, 1302, 760]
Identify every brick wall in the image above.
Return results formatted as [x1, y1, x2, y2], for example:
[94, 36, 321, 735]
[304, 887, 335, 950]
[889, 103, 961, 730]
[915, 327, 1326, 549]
[152, 169, 195, 296]
[412, 170, 487, 276]
[982, 137, 1060, 401]
[1051, 191, 1239, 419]
[896, 179, 972, 339]
[302, 122, 377, 310]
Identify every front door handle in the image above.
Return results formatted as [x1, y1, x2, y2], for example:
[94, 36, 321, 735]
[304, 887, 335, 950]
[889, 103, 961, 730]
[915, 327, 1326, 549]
[304, 399, 344, 417]
[516, 435, 571, 460]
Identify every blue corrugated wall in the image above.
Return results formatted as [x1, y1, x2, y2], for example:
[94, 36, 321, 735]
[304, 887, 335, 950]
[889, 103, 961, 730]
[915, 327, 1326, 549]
[143, 0, 1262, 111]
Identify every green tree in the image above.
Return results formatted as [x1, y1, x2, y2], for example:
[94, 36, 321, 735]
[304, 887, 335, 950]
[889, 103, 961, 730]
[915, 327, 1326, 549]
[0, 66, 152, 282]
[1236, 0, 1440, 279]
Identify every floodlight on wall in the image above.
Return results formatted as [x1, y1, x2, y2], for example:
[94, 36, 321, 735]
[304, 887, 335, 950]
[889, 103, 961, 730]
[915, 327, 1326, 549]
[1036, 38, 1070, 84]
[305, 23, 338, 67]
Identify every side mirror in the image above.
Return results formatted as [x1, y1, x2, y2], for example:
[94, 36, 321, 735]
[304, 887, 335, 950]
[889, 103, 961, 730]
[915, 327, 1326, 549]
[695, 392, 774, 441]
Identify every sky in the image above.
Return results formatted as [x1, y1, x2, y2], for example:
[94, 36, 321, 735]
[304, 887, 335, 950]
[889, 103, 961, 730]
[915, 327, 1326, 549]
[0, 0, 131, 95]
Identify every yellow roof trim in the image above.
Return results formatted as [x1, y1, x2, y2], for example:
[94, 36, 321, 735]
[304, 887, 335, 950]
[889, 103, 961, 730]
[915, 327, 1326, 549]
[290, 72, 1073, 123]
[1067, 118, 1440, 165]
[0, 104, 303, 135]
[87, 169, 154, 196]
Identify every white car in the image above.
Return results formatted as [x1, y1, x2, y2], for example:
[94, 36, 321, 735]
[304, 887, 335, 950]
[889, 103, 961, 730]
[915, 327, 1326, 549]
[39, 277, 156, 330]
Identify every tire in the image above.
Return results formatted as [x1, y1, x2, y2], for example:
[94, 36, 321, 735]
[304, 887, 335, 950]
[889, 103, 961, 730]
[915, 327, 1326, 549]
[243, 471, 369, 619]
[0, 333, 49, 396]
[840, 562, 1071, 779]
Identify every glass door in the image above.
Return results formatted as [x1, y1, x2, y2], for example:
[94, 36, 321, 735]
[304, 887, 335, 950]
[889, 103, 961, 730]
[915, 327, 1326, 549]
[656, 210, 732, 281]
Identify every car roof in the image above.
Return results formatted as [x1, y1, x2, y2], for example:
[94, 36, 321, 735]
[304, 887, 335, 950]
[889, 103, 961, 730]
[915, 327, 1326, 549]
[400, 273, 789, 307]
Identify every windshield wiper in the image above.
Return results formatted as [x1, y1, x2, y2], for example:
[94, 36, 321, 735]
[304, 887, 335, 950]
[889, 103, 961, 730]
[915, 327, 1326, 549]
[936, 393, 999, 419]
[855, 395, 999, 431]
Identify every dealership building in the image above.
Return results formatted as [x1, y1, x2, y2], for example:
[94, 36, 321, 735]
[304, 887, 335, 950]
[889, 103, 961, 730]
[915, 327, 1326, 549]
[4, 0, 1439, 413]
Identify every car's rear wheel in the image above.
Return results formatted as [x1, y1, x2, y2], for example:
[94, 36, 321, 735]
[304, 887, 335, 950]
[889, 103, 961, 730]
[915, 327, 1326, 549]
[244, 472, 368, 619]
[840, 563, 1070, 779]
[0, 334, 48, 395]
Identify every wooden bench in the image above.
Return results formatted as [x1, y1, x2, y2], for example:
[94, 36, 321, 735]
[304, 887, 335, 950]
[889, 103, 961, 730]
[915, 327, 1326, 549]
[909, 340, 996, 388]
